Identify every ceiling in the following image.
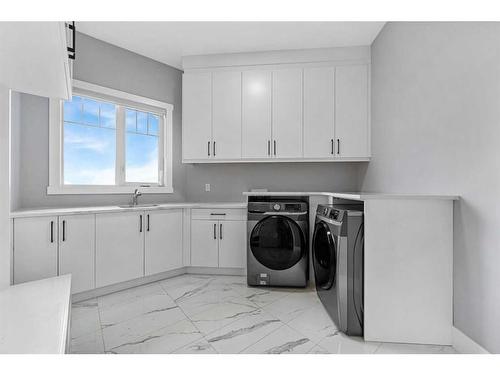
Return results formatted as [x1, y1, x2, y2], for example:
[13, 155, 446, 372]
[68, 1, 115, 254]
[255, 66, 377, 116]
[77, 22, 385, 70]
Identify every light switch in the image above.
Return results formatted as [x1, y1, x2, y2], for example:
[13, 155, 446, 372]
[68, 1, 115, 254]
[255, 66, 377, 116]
[205, 183, 211, 192]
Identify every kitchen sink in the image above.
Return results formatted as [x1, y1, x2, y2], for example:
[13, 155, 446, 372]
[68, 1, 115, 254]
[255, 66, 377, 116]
[118, 204, 159, 208]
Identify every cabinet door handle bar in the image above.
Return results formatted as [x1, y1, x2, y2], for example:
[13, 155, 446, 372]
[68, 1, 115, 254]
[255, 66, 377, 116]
[62, 220, 66, 242]
[220, 223, 223, 239]
[139, 215, 143, 233]
[213, 223, 217, 239]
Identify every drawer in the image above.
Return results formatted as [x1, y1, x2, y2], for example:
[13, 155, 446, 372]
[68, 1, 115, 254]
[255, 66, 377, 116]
[191, 208, 246, 221]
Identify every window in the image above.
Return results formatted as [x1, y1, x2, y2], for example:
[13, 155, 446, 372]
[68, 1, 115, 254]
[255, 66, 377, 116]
[48, 80, 173, 194]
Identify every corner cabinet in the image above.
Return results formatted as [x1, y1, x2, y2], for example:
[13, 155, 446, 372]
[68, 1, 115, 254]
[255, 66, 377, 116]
[182, 62, 370, 163]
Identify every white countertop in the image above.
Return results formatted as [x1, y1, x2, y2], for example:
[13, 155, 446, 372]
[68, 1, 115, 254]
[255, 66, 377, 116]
[10, 202, 247, 218]
[0, 275, 71, 354]
[242, 191, 459, 201]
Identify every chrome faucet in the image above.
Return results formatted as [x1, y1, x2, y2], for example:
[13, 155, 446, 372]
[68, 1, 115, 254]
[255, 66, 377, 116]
[132, 188, 142, 206]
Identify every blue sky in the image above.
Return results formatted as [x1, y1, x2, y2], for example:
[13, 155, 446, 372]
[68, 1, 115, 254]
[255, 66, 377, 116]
[63, 96, 159, 185]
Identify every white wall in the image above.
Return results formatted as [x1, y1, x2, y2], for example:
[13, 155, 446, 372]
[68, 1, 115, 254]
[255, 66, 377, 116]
[0, 86, 11, 289]
[360, 22, 500, 353]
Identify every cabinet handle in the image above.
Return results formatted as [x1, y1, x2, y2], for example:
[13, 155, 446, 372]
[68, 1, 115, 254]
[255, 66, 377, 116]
[274, 140, 276, 156]
[50, 221, 54, 243]
[220, 223, 223, 240]
[62, 220, 66, 242]
[210, 213, 226, 216]
[213, 223, 217, 239]
[337, 139, 340, 155]
[267, 140, 270, 156]
[139, 215, 143, 233]
[208, 141, 211, 156]
[331, 139, 334, 155]
[147, 214, 150, 232]
[213, 141, 216, 157]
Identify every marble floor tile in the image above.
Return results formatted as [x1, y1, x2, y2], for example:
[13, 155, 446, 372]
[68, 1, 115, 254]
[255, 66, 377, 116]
[172, 338, 218, 354]
[374, 342, 457, 354]
[100, 293, 177, 328]
[71, 299, 101, 339]
[318, 332, 381, 354]
[204, 309, 283, 354]
[107, 319, 202, 354]
[70, 329, 105, 354]
[262, 291, 321, 322]
[307, 345, 330, 354]
[176, 286, 241, 317]
[236, 287, 292, 307]
[97, 282, 166, 310]
[286, 303, 338, 343]
[241, 324, 315, 354]
[159, 275, 217, 302]
[102, 306, 187, 350]
[189, 297, 260, 335]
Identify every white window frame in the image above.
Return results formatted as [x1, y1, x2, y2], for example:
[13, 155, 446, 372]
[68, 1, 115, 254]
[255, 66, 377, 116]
[48, 80, 174, 195]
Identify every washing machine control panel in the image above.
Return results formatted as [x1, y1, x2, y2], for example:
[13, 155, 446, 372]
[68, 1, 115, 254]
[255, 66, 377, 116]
[330, 210, 341, 220]
[273, 204, 281, 211]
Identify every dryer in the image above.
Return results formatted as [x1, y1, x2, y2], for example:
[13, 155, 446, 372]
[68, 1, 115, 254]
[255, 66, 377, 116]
[247, 200, 308, 287]
[312, 204, 364, 336]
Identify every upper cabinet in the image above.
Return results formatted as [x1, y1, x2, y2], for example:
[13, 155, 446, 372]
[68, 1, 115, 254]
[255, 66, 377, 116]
[335, 65, 370, 158]
[0, 22, 73, 99]
[213, 71, 242, 159]
[182, 47, 371, 163]
[242, 71, 272, 158]
[182, 72, 212, 160]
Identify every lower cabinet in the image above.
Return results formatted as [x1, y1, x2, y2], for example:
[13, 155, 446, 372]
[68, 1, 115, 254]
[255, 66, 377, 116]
[145, 209, 183, 275]
[191, 220, 219, 267]
[95, 211, 145, 288]
[190, 211, 246, 269]
[218, 220, 246, 268]
[58, 214, 95, 294]
[13, 216, 58, 284]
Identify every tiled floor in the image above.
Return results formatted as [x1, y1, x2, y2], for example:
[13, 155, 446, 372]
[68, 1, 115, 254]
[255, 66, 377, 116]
[70, 274, 457, 354]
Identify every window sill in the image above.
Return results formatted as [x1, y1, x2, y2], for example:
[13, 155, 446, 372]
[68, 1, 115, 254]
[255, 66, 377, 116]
[47, 185, 174, 195]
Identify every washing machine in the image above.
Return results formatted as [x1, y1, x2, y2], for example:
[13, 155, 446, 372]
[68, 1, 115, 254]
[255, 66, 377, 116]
[312, 204, 364, 336]
[247, 200, 308, 287]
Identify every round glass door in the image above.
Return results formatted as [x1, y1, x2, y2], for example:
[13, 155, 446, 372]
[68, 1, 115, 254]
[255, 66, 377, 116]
[250, 216, 305, 270]
[312, 222, 336, 290]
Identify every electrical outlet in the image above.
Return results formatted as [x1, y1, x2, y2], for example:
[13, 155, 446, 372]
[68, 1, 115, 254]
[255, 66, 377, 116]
[205, 183, 211, 192]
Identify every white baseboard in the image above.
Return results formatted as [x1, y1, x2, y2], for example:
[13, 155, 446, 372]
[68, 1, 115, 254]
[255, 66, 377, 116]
[452, 327, 489, 354]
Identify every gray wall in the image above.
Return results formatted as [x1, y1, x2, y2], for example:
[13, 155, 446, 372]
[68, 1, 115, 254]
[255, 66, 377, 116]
[13, 32, 362, 208]
[361, 22, 500, 353]
[185, 162, 361, 202]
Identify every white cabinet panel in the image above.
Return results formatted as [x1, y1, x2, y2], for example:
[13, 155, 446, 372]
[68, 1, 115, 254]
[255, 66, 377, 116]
[95, 212, 144, 288]
[218, 220, 246, 268]
[58, 214, 95, 294]
[242, 70, 272, 158]
[335, 65, 369, 158]
[213, 71, 242, 159]
[272, 69, 303, 158]
[303, 67, 335, 158]
[182, 72, 212, 160]
[191, 220, 218, 267]
[145, 209, 183, 276]
[13, 216, 58, 284]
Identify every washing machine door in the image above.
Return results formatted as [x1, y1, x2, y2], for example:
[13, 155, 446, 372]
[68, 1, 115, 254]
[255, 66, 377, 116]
[250, 216, 305, 271]
[312, 221, 337, 290]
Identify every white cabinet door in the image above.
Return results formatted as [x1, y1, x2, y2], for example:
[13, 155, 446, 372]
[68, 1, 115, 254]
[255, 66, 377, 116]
[95, 212, 144, 288]
[190, 220, 218, 267]
[145, 209, 183, 276]
[335, 65, 369, 158]
[272, 69, 303, 158]
[242, 70, 272, 158]
[303, 67, 335, 158]
[182, 72, 212, 160]
[58, 214, 95, 294]
[218, 220, 246, 268]
[212, 71, 242, 159]
[13, 216, 58, 284]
